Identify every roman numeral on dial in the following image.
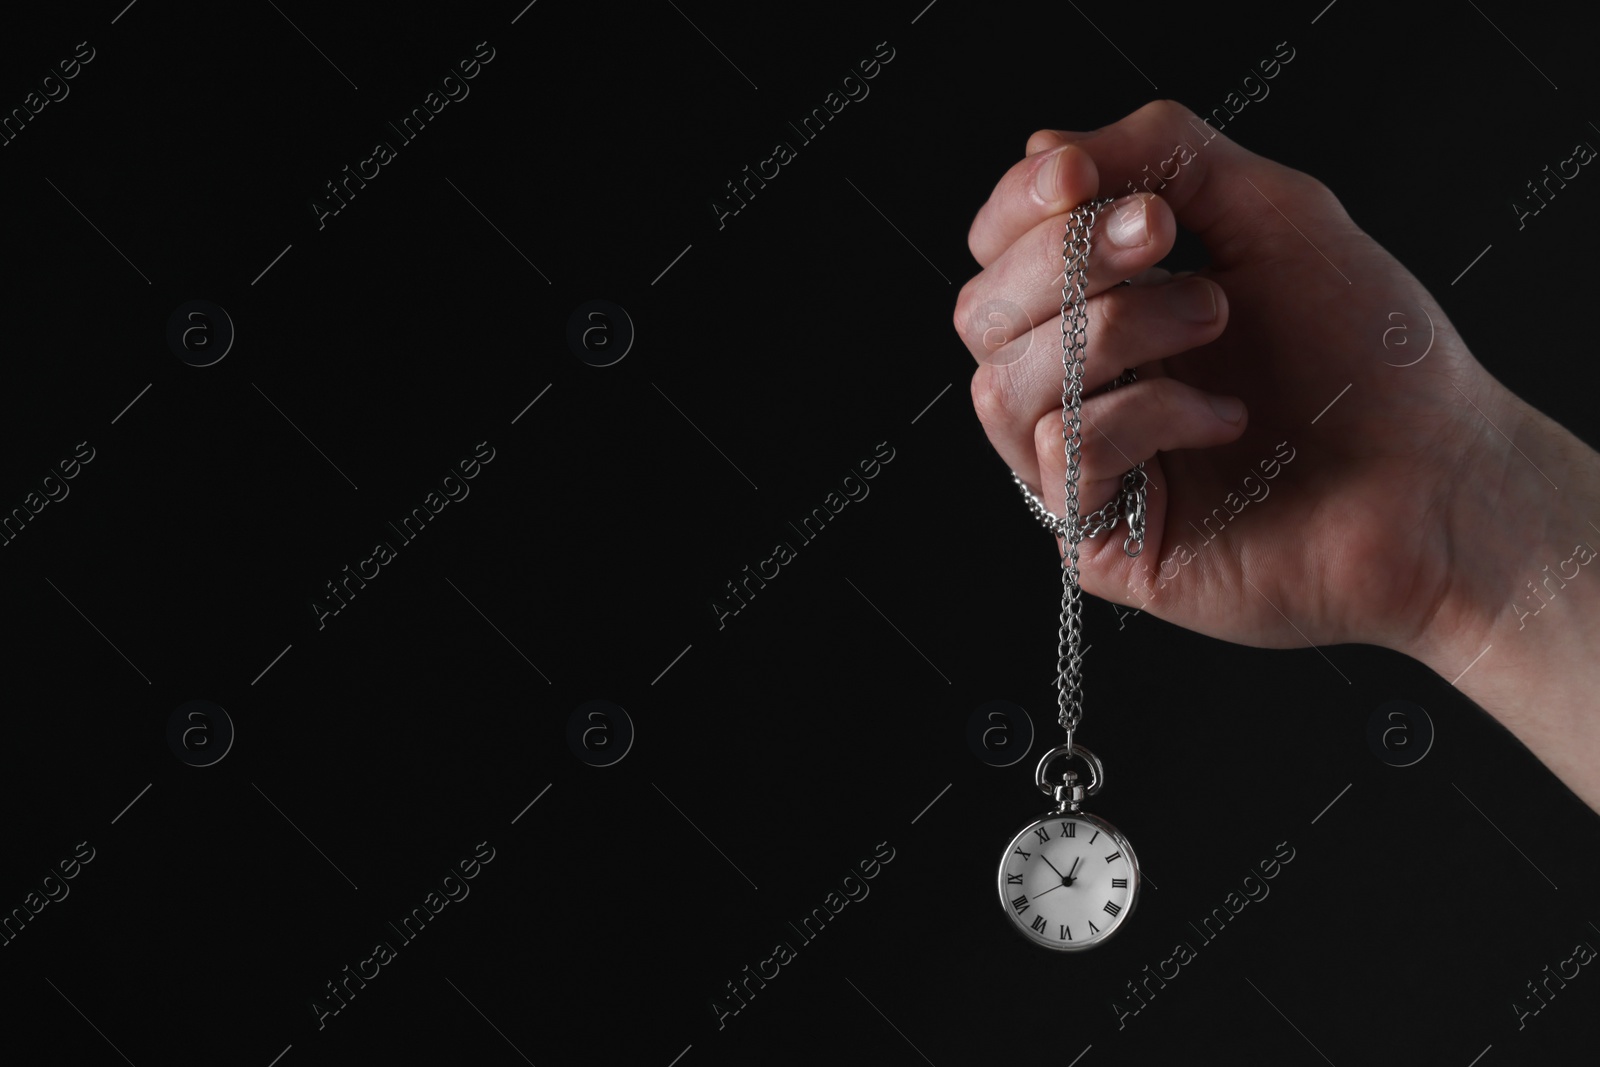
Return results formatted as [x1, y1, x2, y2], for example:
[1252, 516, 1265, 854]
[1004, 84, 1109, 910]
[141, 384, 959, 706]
[1013, 847, 1032, 861]
[1061, 822, 1076, 838]
[1104, 900, 1122, 917]
[1059, 924, 1071, 941]
[1031, 915, 1047, 933]
[1034, 827, 1050, 845]
[1105, 851, 1121, 864]
[1007, 873, 1023, 885]
[1011, 895, 1030, 914]
[1089, 831, 1100, 845]
[1112, 878, 1128, 888]
[1088, 919, 1100, 934]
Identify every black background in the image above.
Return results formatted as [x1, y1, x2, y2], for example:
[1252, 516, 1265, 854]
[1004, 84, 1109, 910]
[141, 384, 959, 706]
[2, 1, 1599, 1064]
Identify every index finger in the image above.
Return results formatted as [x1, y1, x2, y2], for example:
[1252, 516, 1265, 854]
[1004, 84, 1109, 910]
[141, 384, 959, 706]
[965, 139, 1101, 269]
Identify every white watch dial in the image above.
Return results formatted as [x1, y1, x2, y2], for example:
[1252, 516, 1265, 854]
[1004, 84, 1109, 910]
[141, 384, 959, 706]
[997, 813, 1138, 950]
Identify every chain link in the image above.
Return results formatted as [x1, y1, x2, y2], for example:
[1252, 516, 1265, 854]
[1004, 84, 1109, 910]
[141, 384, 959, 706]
[1053, 199, 1148, 738]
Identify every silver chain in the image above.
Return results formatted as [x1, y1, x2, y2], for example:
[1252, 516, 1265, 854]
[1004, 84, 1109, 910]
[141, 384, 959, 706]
[1051, 198, 1148, 743]
[1011, 425, 1146, 545]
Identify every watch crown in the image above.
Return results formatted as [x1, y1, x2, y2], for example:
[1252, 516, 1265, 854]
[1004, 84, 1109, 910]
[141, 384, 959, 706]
[1053, 770, 1087, 813]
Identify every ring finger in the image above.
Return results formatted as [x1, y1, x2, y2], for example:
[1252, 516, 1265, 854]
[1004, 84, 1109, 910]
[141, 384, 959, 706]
[973, 272, 1229, 487]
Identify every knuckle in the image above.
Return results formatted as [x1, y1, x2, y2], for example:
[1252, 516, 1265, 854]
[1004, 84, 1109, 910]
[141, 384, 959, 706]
[970, 367, 1010, 432]
[952, 281, 976, 342]
[966, 208, 992, 263]
[1050, 212, 1072, 250]
[953, 276, 989, 346]
[1030, 408, 1051, 450]
[956, 281, 1039, 363]
[1087, 289, 1125, 347]
[1287, 167, 1333, 203]
[1032, 409, 1063, 467]
[1144, 98, 1199, 127]
[1140, 377, 1184, 422]
[1148, 379, 1203, 443]
[1273, 164, 1346, 221]
[1025, 129, 1058, 156]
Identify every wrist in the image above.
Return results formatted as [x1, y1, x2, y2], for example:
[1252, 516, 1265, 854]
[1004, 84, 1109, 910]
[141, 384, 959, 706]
[1399, 390, 1530, 669]
[1400, 389, 1600, 809]
[1403, 392, 1594, 672]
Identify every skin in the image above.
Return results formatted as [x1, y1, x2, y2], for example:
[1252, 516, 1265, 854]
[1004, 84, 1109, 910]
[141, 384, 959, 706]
[954, 100, 1600, 815]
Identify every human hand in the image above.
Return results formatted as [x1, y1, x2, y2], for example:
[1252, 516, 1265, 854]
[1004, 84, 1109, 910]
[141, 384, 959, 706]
[954, 99, 1532, 668]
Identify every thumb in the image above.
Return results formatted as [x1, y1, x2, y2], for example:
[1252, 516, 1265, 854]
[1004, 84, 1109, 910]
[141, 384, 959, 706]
[1061, 100, 1348, 269]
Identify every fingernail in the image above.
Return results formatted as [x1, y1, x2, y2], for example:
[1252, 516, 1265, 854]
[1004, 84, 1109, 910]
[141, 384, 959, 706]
[1035, 148, 1065, 202]
[1105, 196, 1148, 248]
[1170, 278, 1217, 323]
[1207, 392, 1245, 424]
